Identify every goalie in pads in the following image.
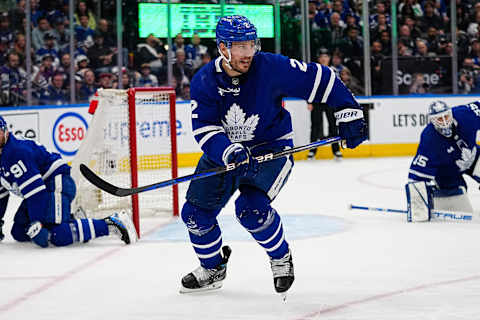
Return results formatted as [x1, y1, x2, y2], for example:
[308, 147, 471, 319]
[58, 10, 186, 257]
[407, 101, 480, 222]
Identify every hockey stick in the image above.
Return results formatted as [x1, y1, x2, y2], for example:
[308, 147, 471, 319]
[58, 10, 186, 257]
[80, 136, 342, 197]
[349, 204, 474, 221]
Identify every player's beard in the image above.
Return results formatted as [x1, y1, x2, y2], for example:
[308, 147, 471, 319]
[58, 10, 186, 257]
[231, 57, 252, 74]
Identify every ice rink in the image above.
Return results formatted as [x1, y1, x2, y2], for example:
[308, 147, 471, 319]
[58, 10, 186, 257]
[2, 156, 480, 320]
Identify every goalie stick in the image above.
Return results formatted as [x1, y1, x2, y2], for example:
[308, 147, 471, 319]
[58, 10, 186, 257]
[349, 204, 473, 221]
[80, 136, 342, 197]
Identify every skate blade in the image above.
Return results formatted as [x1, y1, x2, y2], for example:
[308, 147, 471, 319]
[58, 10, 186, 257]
[179, 281, 223, 294]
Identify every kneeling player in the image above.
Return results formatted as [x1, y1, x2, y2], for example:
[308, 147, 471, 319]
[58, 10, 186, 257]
[0, 116, 137, 247]
[407, 101, 480, 222]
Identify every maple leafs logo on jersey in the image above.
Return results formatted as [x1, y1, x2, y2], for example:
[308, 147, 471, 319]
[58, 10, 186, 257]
[0, 177, 21, 197]
[455, 147, 476, 172]
[221, 103, 259, 142]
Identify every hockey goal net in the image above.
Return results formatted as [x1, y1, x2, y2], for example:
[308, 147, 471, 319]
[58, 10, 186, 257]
[71, 87, 179, 237]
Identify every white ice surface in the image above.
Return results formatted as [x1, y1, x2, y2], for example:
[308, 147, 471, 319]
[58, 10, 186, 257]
[2, 157, 480, 320]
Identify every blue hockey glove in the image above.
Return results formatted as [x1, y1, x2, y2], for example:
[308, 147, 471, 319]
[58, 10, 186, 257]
[223, 143, 258, 177]
[334, 108, 367, 149]
[0, 220, 4, 241]
[26, 221, 49, 248]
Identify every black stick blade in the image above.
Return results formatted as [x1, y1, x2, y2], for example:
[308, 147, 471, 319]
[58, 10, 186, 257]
[79, 164, 132, 197]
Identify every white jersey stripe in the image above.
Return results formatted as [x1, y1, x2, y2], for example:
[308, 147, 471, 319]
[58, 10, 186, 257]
[196, 247, 222, 259]
[409, 169, 435, 180]
[193, 125, 225, 136]
[267, 155, 293, 199]
[54, 175, 63, 224]
[192, 234, 222, 249]
[198, 130, 224, 149]
[88, 219, 96, 239]
[256, 222, 282, 245]
[76, 219, 84, 243]
[42, 159, 67, 180]
[19, 174, 42, 191]
[23, 185, 46, 199]
[265, 232, 285, 252]
[307, 63, 322, 103]
[0, 190, 9, 199]
[321, 67, 336, 103]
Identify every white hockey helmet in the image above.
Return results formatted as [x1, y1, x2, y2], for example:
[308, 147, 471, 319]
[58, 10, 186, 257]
[428, 101, 453, 137]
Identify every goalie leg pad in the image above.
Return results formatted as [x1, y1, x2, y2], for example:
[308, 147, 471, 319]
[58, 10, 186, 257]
[235, 186, 289, 259]
[406, 181, 433, 222]
[181, 201, 223, 268]
[433, 186, 473, 214]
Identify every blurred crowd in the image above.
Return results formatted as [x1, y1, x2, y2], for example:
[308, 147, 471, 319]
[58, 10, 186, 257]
[1, 0, 480, 106]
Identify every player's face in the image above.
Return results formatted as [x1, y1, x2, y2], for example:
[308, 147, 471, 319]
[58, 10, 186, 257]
[0, 130, 8, 149]
[229, 40, 255, 73]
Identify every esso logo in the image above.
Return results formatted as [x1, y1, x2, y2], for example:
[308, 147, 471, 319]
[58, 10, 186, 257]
[52, 112, 88, 156]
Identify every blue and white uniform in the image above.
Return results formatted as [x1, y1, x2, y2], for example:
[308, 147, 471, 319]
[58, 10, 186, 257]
[0, 133, 110, 247]
[182, 16, 366, 270]
[409, 102, 480, 194]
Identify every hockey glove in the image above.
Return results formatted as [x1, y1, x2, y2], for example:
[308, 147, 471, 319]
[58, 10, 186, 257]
[0, 220, 4, 241]
[223, 143, 258, 177]
[26, 221, 49, 248]
[334, 108, 367, 149]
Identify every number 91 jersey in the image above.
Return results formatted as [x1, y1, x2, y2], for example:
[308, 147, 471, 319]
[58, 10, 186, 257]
[0, 134, 69, 221]
[408, 103, 480, 188]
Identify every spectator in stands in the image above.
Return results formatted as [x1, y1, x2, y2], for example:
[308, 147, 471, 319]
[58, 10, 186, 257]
[398, 0, 423, 19]
[415, 39, 432, 57]
[0, 13, 14, 48]
[11, 34, 26, 68]
[471, 39, 480, 67]
[36, 32, 59, 66]
[29, 0, 44, 27]
[39, 72, 68, 105]
[35, 53, 56, 85]
[194, 52, 211, 74]
[403, 16, 422, 40]
[136, 34, 166, 76]
[371, 41, 384, 94]
[52, 16, 70, 52]
[87, 32, 114, 72]
[186, 33, 208, 70]
[399, 24, 415, 51]
[96, 18, 115, 49]
[379, 30, 391, 55]
[467, 11, 480, 38]
[419, 1, 444, 33]
[371, 13, 390, 42]
[136, 63, 158, 87]
[172, 33, 185, 52]
[75, 55, 90, 75]
[330, 51, 345, 77]
[172, 48, 193, 85]
[181, 83, 191, 100]
[75, 15, 95, 48]
[370, 1, 390, 28]
[340, 66, 363, 95]
[339, 26, 363, 80]
[8, 0, 26, 32]
[79, 69, 97, 101]
[409, 73, 428, 94]
[398, 38, 413, 56]
[98, 72, 113, 89]
[75, 1, 96, 30]
[32, 17, 52, 51]
[0, 38, 9, 66]
[329, 12, 345, 49]
[459, 57, 477, 94]
[0, 52, 26, 106]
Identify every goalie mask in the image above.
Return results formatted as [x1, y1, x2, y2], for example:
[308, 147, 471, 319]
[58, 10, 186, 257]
[428, 101, 453, 138]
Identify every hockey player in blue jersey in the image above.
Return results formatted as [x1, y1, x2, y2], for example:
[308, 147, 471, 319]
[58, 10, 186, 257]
[0, 115, 137, 247]
[407, 100, 480, 222]
[179, 15, 367, 294]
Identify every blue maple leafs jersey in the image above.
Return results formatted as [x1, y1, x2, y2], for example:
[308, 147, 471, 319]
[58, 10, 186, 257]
[190, 52, 360, 165]
[0, 134, 70, 222]
[408, 102, 480, 186]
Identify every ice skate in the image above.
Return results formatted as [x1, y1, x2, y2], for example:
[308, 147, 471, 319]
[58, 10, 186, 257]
[180, 246, 232, 293]
[333, 151, 343, 162]
[105, 211, 137, 245]
[270, 249, 294, 296]
[307, 149, 316, 160]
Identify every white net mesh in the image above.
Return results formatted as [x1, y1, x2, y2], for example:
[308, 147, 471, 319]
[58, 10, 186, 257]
[71, 88, 177, 222]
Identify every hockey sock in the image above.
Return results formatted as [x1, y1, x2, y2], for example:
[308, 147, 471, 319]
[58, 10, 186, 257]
[181, 201, 223, 269]
[49, 219, 109, 246]
[235, 187, 289, 259]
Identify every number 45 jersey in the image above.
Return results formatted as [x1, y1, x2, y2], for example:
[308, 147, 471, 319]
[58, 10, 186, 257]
[190, 52, 360, 165]
[408, 102, 480, 188]
[0, 134, 70, 221]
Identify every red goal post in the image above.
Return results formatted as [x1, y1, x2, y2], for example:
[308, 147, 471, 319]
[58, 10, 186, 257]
[71, 87, 179, 237]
